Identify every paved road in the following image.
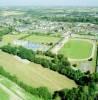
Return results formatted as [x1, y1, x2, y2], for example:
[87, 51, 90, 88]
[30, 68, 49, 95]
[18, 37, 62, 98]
[51, 32, 71, 54]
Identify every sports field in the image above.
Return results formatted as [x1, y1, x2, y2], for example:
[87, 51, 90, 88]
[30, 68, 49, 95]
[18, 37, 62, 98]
[2, 33, 28, 44]
[2, 34, 61, 44]
[23, 34, 61, 44]
[0, 50, 77, 91]
[0, 75, 41, 100]
[59, 39, 94, 59]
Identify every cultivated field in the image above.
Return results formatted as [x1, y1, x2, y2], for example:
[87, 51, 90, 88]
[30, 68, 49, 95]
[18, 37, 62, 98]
[59, 39, 94, 59]
[1, 11, 24, 16]
[0, 50, 77, 92]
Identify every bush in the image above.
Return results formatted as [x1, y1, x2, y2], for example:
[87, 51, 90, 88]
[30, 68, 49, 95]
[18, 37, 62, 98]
[88, 58, 93, 61]
[72, 64, 77, 67]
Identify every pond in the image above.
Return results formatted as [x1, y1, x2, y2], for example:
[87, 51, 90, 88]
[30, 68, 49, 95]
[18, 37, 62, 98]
[13, 40, 50, 51]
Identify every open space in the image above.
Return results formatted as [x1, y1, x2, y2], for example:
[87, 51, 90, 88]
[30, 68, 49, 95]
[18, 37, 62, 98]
[59, 39, 94, 59]
[23, 34, 61, 44]
[2, 34, 61, 45]
[0, 75, 41, 100]
[2, 34, 61, 51]
[0, 5, 98, 99]
[0, 50, 77, 92]
[1, 11, 24, 16]
[2, 33, 28, 44]
[0, 88, 9, 100]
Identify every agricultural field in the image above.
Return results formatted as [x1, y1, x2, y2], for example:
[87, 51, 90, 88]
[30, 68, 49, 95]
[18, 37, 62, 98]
[59, 39, 94, 59]
[0, 50, 77, 92]
[1, 11, 24, 16]
[0, 75, 41, 100]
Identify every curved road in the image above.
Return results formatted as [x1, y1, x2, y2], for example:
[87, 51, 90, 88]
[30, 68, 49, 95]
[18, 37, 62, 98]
[51, 32, 71, 54]
[51, 33, 96, 62]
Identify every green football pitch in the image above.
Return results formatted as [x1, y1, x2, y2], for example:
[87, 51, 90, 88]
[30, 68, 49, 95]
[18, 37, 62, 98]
[59, 39, 94, 59]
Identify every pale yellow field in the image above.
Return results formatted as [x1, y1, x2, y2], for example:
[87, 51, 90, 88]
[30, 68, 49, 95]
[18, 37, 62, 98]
[2, 11, 24, 16]
[2, 33, 28, 44]
[0, 51, 77, 91]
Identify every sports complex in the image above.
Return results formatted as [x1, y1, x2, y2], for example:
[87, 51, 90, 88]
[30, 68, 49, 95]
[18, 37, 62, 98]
[0, 32, 97, 99]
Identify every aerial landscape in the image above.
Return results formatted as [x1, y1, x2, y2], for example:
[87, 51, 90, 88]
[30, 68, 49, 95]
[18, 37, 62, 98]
[0, 0, 98, 100]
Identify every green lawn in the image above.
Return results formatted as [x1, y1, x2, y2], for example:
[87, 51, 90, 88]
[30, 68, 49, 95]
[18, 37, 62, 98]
[0, 88, 9, 100]
[23, 34, 61, 44]
[59, 39, 93, 59]
[0, 50, 77, 92]
[2, 34, 61, 46]
[2, 33, 28, 44]
[0, 75, 42, 100]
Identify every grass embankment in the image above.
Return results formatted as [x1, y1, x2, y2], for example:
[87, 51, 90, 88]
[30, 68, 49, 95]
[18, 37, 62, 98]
[0, 88, 9, 100]
[0, 75, 42, 100]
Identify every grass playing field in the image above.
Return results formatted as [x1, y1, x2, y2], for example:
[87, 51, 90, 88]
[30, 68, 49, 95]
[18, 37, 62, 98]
[0, 50, 77, 92]
[2, 33, 28, 44]
[2, 34, 61, 45]
[23, 34, 61, 44]
[59, 39, 93, 59]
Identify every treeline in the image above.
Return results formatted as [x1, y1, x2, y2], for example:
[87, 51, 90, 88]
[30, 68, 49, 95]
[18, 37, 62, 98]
[0, 65, 98, 100]
[0, 26, 13, 40]
[41, 16, 98, 24]
[53, 72, 98, 100]
[13, 18, 32, 24]
[95, 46, 98, 72]
[0, 66, 52, 100]
[1, 45, 98, 100]
[0, 45, 83, 83]
[53, 82, 97, 100]
[0, 44, 94, 86]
